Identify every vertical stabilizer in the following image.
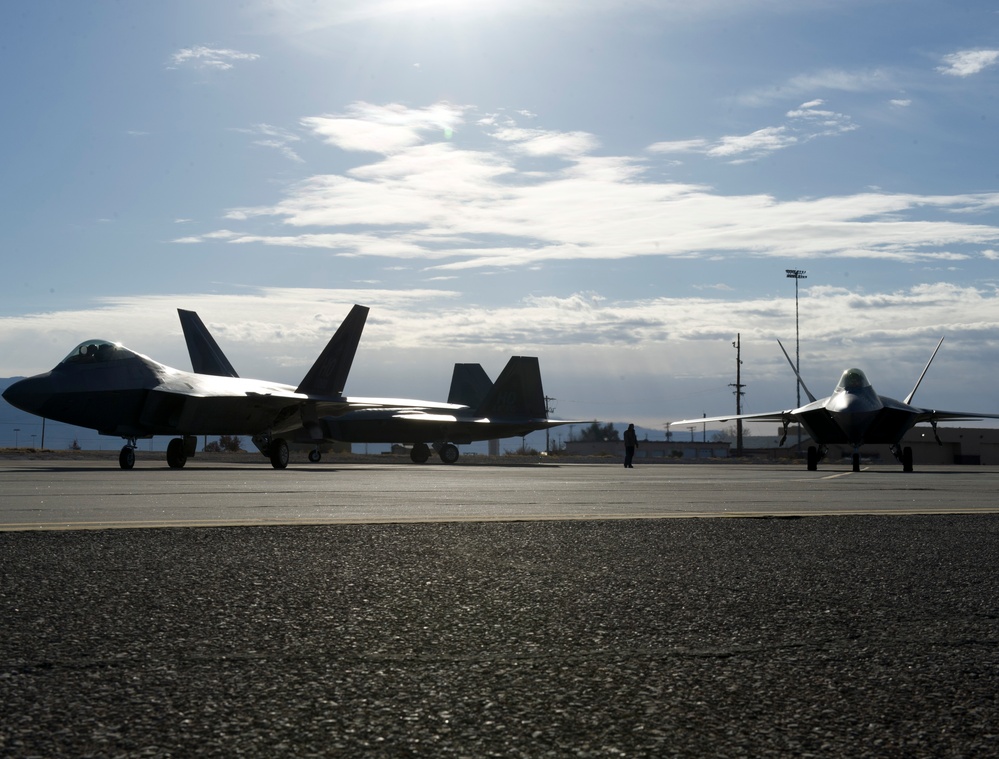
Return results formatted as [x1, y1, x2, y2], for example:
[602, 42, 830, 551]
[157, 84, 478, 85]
[904, 337, 945, 405]
[476, 356, 547, 419]
[295, 305, 369, 397]
[777, 338, 817, 404]
[447, 363, 493, 408]
[178, 309, 239, 378]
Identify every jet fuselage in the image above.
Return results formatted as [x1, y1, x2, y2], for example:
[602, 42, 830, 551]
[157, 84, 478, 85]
[2, 340, 315, 439]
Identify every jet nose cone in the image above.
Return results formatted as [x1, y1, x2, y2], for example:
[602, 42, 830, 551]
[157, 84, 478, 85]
[2, 376, 49, 415]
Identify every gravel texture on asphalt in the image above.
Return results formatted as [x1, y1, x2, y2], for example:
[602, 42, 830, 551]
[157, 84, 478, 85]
[2, 516, 999, 757]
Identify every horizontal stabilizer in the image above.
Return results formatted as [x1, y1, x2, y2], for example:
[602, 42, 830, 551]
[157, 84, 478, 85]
[178, 309, 239, 378]
[295, 305, 368, 397]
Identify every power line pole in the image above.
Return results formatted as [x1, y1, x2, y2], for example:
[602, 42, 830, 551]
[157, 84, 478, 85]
[786, 269, 807, 451]
[730, 333, 745, 456]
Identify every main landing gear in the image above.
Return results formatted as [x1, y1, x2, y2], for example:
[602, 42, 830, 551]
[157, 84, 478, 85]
[119, 436, 198, 470]
[268, 438, 290, 469]
[890, 444, 914, 473]
[251, 433, 291, 469]
[167, 436, 197, 469]
[806, 446, 819, 471]
[409, 442, 461, 464]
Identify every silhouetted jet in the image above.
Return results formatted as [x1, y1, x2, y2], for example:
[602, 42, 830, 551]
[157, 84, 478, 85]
[179, 309, 579, 464]
[3, 305, 372, 470]
[670, 338, 999, 472]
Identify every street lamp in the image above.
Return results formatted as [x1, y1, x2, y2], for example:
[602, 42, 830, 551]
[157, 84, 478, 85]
[13, 428, 20, 449]
[785, 269, 807, 450]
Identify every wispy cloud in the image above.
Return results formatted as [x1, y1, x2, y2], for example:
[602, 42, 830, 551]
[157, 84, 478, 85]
[168, 46, 260, 71]
[233, 124, 304, 163]
[649, 100, 856, 162]
[937, 49, 999, 77]
[172, 102, 999, 272]
[4, 283, 999, 427]
[737, 68, 894, 107]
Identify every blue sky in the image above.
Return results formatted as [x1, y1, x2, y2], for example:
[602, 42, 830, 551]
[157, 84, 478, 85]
[2, 0, 999, 441]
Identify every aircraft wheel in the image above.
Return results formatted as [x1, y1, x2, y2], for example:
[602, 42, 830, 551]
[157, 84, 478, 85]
[410, 443, 430, 464]
[119, 446, 135, 470]
[902, 446, 913, 473]
[439, 443, 460, 465]
[167, 438, 187, 469]
[852, 453, 861, 472]
[806, 446, 818, 471]
[309, 449, 321, 463]
[270, 438, 290, 469]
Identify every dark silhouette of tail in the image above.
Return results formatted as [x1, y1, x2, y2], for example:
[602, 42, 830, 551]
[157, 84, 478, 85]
[178, 309, 239, 378]
[475, 357, 547, 419]
[295, 305, 368, 397]
[447, 363, 493, 408]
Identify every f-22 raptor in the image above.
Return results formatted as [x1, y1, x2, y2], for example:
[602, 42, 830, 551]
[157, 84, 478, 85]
[2, 306, 374, 470]
[179, 309, 577, 465]
[670, 338, 999, 472]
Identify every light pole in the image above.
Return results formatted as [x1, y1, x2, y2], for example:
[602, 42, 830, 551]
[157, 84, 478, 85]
[785, 269, 807, 450]
[13, 428, 20, 449]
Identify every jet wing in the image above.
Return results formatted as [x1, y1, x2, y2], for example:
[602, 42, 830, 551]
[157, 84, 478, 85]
[912, 408, 999, 424]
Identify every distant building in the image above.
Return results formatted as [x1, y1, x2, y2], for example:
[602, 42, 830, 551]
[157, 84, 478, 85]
[562, 425, 999, 465]
[564, 438, 730, 460]
[717, 424, 999, 465]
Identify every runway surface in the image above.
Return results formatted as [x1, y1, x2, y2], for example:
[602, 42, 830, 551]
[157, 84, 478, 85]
[3, 459, 999, 529]
[3, 459, 999, 756]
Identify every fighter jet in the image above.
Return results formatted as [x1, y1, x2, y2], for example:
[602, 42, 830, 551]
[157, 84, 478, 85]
[669, 337, 999, 472]
[318, 355, 574, 464]
[2, 305, 373, 470]
[178, 309, 578, 464]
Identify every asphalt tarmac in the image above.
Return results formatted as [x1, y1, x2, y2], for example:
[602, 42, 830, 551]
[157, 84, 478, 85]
[4, 458, 999, 528]
[2, 459, 999, 756]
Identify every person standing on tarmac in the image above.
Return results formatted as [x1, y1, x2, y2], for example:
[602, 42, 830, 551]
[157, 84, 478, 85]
[624, 423, 638, 468]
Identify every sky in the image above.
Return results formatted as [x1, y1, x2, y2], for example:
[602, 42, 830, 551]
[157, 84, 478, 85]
[2, 0, 999, 445]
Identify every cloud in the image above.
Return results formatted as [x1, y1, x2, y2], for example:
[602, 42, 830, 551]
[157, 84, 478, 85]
[301, 102, 468, 154]
[171, 102, 999, 271]
[937, 49, 999, 77]
[737, 68, 894, 107]
[168, 46, 260, 71]
[4, 283, 999, 428]
[233, 124, 304, 163]
[705, 126, 797, 160]
[490, 127, 600, 157]
[649, 100, 856, 162]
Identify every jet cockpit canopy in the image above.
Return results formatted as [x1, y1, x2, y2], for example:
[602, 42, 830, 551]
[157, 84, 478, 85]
[836, 368, 871, 393]
[59, 340, 134, 366]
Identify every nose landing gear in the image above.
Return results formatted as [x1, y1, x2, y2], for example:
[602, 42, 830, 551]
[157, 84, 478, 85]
[119, 438, 137, 470]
